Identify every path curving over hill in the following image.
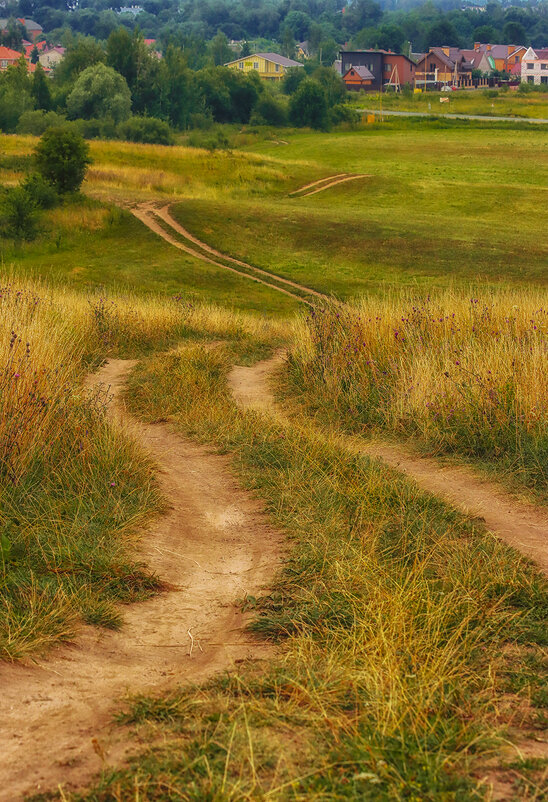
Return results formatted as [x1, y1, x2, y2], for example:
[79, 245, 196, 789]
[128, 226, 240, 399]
[0, 359, 282, 801]
[229, 352, 548, 577]
[130, 202, 329, 305]
[289, 173, 371, 197]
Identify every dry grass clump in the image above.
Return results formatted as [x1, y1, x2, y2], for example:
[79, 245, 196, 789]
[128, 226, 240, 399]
[286, 288, 548, 497]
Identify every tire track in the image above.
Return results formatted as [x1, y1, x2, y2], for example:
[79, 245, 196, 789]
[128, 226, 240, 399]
[229, 352, 548, 577]
[130, 203, 328, 306]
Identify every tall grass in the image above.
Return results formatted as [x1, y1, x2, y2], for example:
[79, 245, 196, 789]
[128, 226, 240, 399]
[285, 288, 548, 499]
[73, 341, 548, 800]
[0, 275, 282, 659]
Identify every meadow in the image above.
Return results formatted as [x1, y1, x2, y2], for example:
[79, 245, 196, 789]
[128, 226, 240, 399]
[1, 121, 548, 797]
[348, 87, 548, 120]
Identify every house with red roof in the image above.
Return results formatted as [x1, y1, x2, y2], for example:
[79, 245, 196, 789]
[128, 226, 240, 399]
[0, 45, 24, 70]
[342, 65, 374, 90]
[39, 46, 66, 69]
[0, 17, 43, 41]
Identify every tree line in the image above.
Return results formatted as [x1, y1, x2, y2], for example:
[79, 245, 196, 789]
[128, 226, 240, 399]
[0, 28, 356, 140]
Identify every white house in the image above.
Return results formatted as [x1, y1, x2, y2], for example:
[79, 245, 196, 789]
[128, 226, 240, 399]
[521, 47, 548, 85]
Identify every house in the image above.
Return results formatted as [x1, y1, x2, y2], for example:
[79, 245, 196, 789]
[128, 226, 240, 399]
[521, 47, 548, 85]
[472, 42, 527, 73]
[24, 39, 46, 59]
[0, 18, 43, 41]
[460, 47, 491, 74]
[0, 45, 23, 70]
[342, 65, 374, 90]
[39, 46, 65, 69]
[340, 50, 416, 91]
[416, 47, 475, 85]
[297, 41, 310, 59]
[225, 52, 303, 80]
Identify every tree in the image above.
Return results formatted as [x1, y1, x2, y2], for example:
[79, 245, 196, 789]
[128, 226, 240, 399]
[240, 40, 251, 58]
[207, 30, 232, 66]
[66, 63, 132, 123]
[31, 63, 52, 111]
[281, 23, 296, 59]
[289, 79, 328, 129]
[283, 66, 306, 94]
[425, 19, 460, 49]
[0, 59, 33, 133]
[311, 66, 346, 107]
[502, 21, 527, 46]
[0, 186, 38, 240]
[53, 36, 105, 86]
[30, 46, 40, 64]
[34, 127, 91, 194]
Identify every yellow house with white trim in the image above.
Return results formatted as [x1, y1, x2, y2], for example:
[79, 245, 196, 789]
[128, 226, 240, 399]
[225, 52, 303, 81]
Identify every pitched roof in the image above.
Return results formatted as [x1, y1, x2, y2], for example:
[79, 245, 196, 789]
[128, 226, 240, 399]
[0, 17, 42, 31]
[0, 45, 24, 60]
[255, 52, 303, 67]
[532, 48, 548, 60]
[343, 65, 374, 80]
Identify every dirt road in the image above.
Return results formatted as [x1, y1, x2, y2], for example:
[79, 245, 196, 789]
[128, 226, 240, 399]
[230, 352, 548, 577]
[0, 359, 282, 801]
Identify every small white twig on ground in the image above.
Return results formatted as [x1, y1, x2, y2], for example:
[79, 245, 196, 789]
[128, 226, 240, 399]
[187, 628, 194, 657]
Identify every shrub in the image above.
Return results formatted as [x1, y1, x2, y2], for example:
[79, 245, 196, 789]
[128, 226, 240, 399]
[22, 174, 58, 210]
[16, 110, 68, 136]
[289, 79, 329, 130]
[250, 94, 288, 126]
[117, 116, 174, 145]
[66, 63, 132, 124]
[0, 186, 38, 240]
[34, 127, 91, 195]
[329, 103, 359, 127]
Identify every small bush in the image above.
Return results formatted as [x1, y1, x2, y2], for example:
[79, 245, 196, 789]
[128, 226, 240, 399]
[35, 127, 91, 195]
[250, 94, 288, 126]
[74, 117, 118, 140]
[329, 103, 359, 127]
[117, 116, 174, 145]
[189, 112, 214, 130]
[0, 186, 38, 240]
[16, 110, 68, 136]
[22, 174, 58, 210]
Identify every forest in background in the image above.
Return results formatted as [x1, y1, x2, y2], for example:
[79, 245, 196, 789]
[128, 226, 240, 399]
[2, 0, 548, 63]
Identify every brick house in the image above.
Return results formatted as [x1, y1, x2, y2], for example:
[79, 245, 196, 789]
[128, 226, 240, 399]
[340, 50, 416, 91]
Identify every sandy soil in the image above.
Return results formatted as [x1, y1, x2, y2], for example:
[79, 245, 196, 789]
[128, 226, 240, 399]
[0, 359, 282, 801]
[229, 352, 548, 577]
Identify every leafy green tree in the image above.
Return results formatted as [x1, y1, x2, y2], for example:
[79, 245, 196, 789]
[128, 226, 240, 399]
[281, 23, 296, 59]
[30, 46, 40, 64]
[250, 93, 288, 125]
[34, 127, 91, 194]
[425, 19, 461, 49]
[311, 66, 346, 107]
[283, 66, 306, 94]
[31, 64, 52, 111]
[66, 63, 132, 123]
[502, 21, 527, 45]
[240, 40, 251, 58]
[158, 45, 196, 128]
[207, 30, 232, 66]
[0, 59, 33, 133]
[106, 27, 137, 87]
[289, 78, 328, 130]
[473, 25, 498, 43]
[54, 36, 105, 86]
[0, 186, 38, 241]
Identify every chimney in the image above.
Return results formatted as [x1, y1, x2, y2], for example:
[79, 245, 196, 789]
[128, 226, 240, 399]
[474, 42, 480, 51]
[487, 44, 491, 51]
[442, 45, 450, 56]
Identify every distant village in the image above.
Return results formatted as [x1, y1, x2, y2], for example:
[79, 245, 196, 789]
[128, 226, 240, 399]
[1, 16, 547, 92]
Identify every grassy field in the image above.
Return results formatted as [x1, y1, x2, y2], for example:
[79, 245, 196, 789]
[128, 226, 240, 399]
[57, 339, 547, 801]
[2, 122, 548, 310]
[2, 123, 548, 797]
[348, 87, 548, 120]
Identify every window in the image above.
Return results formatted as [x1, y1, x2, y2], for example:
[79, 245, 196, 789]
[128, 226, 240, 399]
[542, 64, 548, 70]
[541, 76, 548, 84]
[0, 59, 6, 68]
[526, 63, 534, 69]
[384, 62, 391, 71]
[528, 75, 535, 83]
[515, 56, 519, 63]
[429, 62, 436, 71]
[275, 63, 279, 71]
[253, 61, 259, 69]
[239, 61, 243, 69]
